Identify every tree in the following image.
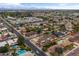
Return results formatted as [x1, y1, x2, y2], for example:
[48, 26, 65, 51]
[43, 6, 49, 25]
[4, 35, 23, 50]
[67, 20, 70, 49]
[42, 47, 47, 51]
[26, 12, 32, 17]
[25, 47, 32, 51]
[36, 27, 42, 34]
[36, 16, 49, 21]
[0, 45, 9, 53]
[59, 24, 66, 31]
[19, 44, 26, 50]
[55, 47, 64, 56]
[12, 51, 18, 56]
[73, 23, 79, 32]
[64, 44, 74, 50]
[12, 48, 17, 56]
[5, 44, 10, 51]
[42, 42, 57, 51]
[17, 35, 25, 45]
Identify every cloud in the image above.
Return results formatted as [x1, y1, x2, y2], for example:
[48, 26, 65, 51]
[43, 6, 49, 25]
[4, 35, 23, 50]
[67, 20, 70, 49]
[0, 3, 79, 9]
[0, 0, 22, 3]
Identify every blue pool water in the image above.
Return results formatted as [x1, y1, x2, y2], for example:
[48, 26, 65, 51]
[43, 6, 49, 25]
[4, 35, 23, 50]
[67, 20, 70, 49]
[16, 49, 26, 56]
[12, 45, 18, 49]
[12, 45, 27, 56]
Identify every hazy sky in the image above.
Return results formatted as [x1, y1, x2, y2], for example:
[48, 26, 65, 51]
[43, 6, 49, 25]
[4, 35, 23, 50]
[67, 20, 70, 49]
[0, 3, 79, 9]
[0, 0, 78, 3]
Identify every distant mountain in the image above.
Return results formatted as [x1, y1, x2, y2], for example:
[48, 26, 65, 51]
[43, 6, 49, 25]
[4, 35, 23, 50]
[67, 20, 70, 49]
[0, 3, 52, 11]
[0, 3, 79, 11]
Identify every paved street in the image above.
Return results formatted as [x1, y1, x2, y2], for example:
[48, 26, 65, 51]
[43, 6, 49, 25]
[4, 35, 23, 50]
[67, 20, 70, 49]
[64, 46, 79, 56]
[64, 32, 79, 56]
[64, 42, 79, 56]
[66, 47, 79, 56]
[0, 17, 47, 56]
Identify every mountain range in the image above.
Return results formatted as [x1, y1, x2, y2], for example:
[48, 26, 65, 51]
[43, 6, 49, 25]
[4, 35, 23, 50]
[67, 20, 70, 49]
[0, 3, 79, 10]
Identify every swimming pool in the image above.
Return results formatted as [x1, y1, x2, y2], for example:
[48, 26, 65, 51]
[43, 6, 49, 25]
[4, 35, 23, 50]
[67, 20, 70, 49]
[12, 45, 18, 49]
[16, 49, 26, 56]
[12, 45, 26, 56]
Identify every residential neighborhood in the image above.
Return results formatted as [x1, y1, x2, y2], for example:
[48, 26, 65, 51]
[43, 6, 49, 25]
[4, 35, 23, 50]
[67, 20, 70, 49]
[0, 19, 36, 56]
[0, 10, 79, 56]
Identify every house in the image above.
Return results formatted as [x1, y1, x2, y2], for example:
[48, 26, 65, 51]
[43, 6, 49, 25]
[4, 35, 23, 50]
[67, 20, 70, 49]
[65, 21, 73, 31]
[60, 40, 72, 47]
[52, 32, 65, 37]
[0, 41, 7, 47]
[25, 32, 37, 37]
[13, 38, 18, 43]
[68, 32, 79, 42]
[48, 45, 60, 54]
[20, 27, 26, 35]
[7, 39, 17, 46]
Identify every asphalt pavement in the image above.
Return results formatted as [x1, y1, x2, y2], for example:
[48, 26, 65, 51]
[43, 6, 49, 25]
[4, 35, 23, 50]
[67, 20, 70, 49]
[0, 17, 47, 56]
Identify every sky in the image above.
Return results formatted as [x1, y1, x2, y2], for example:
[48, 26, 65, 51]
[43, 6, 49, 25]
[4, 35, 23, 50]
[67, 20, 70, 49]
[0, 3, 79, 9]
[0, 0, 78, 3]
[0, 0, 79, 9]
[0, 0, 79, 10]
